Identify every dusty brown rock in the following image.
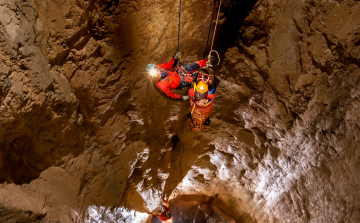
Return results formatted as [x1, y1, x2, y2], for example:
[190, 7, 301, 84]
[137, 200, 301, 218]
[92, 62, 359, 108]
[197, 0, 360, 222]
[0, 0, 360, 222]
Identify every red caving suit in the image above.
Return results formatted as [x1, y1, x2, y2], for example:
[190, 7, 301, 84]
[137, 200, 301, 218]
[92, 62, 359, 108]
[154, 58, 207, 100]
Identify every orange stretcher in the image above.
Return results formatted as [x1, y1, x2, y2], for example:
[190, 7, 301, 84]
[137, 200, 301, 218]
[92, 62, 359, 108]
[188, 70, 218, 132]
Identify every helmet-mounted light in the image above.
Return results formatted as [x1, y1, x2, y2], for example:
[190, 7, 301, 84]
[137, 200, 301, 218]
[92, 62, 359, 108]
[149, 68, 157, 77]
[146, 64, 159, 79]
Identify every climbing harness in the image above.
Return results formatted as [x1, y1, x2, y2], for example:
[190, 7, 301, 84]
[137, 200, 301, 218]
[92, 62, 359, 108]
[200, 74, 210, 84]
[176, 66, 187, 77]
[196, 68, 220, 92]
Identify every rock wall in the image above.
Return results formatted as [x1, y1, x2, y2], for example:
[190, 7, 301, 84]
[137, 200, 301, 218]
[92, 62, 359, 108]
[0, 0, 359, 222]
[173, 0, 360, 222]
[0, 0, 219, 222]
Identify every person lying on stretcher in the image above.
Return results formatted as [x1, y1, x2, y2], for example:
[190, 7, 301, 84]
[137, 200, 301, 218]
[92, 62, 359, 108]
[188, 69, 217, 107]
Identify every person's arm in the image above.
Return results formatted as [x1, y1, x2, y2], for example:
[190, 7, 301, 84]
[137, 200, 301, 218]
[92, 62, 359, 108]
[197, 58, 208, 68]
[158, 58, 177, 70]
[158, 52, 181, 70]
[188, 88, 195, 100]
[155, 81, 185, 100]
[163, 87, 183, 100]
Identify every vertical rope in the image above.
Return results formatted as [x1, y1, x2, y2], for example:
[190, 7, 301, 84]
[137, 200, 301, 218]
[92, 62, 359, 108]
[204, 0, 216, 56]
[210, 0, 222, 52]
[178, 0, 182, 52]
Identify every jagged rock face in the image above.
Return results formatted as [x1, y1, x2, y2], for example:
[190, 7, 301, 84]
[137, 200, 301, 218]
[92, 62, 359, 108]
[0, 0, 360, 222]
[215, 0, 360, 222]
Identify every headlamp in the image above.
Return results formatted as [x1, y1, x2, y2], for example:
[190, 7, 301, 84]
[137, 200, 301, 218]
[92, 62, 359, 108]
[150, 69, 157, 77]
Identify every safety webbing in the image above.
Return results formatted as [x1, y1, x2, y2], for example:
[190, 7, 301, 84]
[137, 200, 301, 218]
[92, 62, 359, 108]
[191, 104, 196, 114]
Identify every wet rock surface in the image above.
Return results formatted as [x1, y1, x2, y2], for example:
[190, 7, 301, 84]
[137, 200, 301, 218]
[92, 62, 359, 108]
[0, 0, 360, 222]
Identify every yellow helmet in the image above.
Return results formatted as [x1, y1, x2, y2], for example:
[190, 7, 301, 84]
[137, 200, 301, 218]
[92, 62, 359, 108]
[195, 81, 208, 93]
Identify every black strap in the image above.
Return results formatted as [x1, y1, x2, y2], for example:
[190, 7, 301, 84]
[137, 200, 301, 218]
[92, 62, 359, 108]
[192, 72, 199, 83]
[204, 117, 211, 126]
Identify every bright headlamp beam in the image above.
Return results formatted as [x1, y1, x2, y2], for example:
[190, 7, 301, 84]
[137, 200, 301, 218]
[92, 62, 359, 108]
[150, 69, 157, 77]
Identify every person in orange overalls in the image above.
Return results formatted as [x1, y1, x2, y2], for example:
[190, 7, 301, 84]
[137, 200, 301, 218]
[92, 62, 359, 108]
[146, 52, 207, 100]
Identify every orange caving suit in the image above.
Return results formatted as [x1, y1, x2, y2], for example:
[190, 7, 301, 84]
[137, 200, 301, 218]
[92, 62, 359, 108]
[154, 58, 207, 100]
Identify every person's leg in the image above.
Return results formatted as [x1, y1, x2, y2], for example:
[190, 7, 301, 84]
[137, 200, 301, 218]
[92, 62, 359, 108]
[184, 77, 192, 86]
[182, 62, 200, 73]
[178, 76, 192, 88]
[182, 58, 207, 73]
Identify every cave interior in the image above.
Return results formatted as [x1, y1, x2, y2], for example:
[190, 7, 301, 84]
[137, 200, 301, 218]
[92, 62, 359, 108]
[0, 0, 360, 222]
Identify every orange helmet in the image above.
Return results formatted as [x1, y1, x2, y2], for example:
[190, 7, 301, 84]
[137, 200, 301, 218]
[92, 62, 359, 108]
[195, 81, 208, 93]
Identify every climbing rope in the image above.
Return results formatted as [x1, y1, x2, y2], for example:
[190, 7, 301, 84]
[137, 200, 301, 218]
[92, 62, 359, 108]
[193, 205, 201, 223]
[210, 0, 222, 53]
[177, 0, 221, 66]
[204, 0, 216, 57]
[178, 0, 182, 52]
[206, 0, 222, 68]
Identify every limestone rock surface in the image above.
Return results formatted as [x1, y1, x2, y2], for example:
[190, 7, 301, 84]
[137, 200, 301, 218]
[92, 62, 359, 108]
[0, 0, 359, 222]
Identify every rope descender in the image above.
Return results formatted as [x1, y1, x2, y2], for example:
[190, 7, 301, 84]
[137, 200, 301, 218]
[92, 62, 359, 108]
[206, 0, 222, 68]
[206, 50, 220, 68]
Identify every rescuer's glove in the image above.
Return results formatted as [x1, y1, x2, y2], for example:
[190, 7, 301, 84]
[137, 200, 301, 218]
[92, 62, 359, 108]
[174, 52, 182, 60]
[182, 95, 189, 101]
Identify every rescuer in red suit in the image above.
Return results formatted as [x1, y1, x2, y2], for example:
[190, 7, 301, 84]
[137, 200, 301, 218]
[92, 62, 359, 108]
[146, 52, 207, 100]
[152, 200, 173, 223]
